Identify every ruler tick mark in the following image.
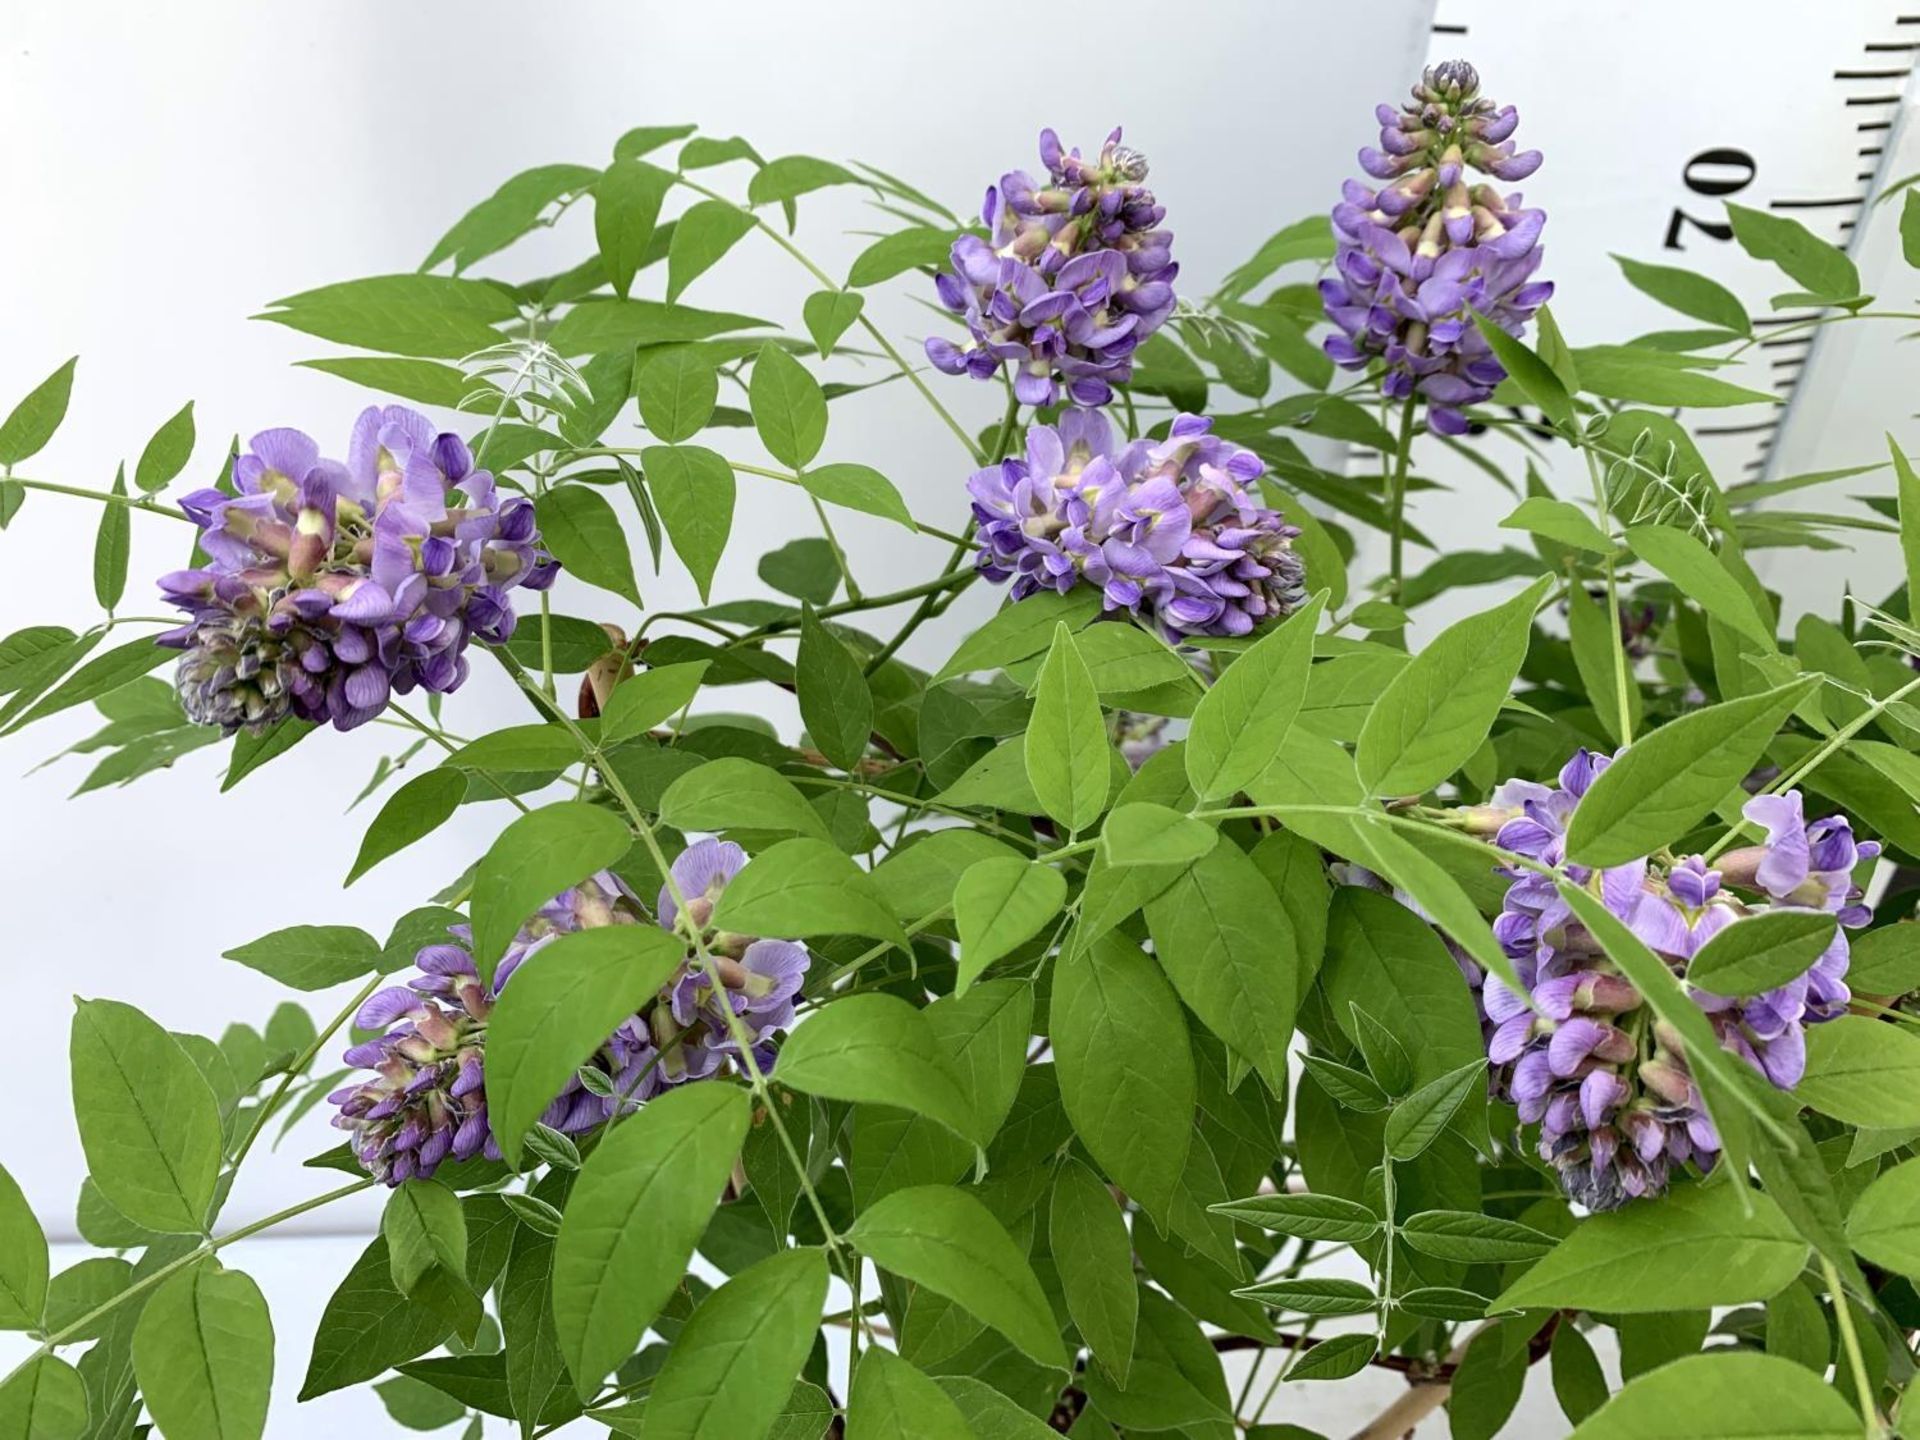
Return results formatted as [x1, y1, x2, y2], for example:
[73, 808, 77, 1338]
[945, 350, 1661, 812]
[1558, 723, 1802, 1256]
[1768, 197, 1865, 209]
[1834, 67, 1914, 77]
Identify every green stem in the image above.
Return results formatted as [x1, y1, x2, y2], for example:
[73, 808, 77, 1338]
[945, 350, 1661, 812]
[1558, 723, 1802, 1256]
[1378, 1143, 1397, 1346]
[493, 651, 861, 1320]
[1702, 671, 1920, 863]
[805, 492, 862, 602]
[224, 973, 385, 1179]
[1581, 445, 1636, 747]
[387, 699, 533, 814]
[674, 175, 985, 465]
[1385, 396, 1418, 604]
[7, 478, 189, 521]
[4, 1180, 372, 1384]
[1824, 1256, 1887, 1438]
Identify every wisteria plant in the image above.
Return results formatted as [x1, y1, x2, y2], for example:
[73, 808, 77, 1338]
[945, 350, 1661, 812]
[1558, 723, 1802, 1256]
[6, 61, 1920, 1440]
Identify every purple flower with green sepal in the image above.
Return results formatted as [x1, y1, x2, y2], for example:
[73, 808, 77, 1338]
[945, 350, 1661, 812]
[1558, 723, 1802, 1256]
[1320, 61, 1551, 436]
[158, 405, 558, 734]
[927, 128, 1176, 408]
[967, 408, 1304, 639]
[1470, 750, 1879, 1210]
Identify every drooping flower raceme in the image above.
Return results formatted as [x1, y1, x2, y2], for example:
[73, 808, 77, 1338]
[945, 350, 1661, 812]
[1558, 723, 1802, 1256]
[1476, 751, 1877, 1210]
[1320, 60, 1551, 436]
[158, 406, 558, 734]
[968, 408, 1305, 639]
[927, 128, 1177, 407]
[329, 843, 810, 1184]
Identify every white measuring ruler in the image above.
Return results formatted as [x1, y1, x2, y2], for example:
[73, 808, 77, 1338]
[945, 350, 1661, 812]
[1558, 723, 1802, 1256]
[1381, 1, 1919, 615]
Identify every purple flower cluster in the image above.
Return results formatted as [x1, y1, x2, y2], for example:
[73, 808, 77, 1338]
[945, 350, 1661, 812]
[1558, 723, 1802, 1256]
[1321, 60, 1551, 435]
[158, 406, 558, 734]
[329, 842, 809, 1184]
[1481, 751, 1877, 1210]
[968, 408, 1304, 639]
[927, 128, 1177, 407]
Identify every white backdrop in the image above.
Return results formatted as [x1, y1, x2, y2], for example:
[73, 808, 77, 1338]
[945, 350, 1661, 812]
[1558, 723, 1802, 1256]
[3, 1, 1910, 1434]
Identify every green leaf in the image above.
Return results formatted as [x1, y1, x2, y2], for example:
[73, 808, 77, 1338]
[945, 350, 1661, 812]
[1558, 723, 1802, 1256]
[601, 661, 708, 746]
[846, 1349, 972, 1439]
[1050, 1158, 1138, 1384]
[1567, 580, 1640, 744]
[1473, 320, 1572, 429]
[255, 275, 514, 359]
[470, 802, 634, 985]
[710, 836, 907, 947]
[1613, 254, 1752, 335]
[0, 357, 78, 465]
[797, 606, 872, 770]
[635, 349, 719, 444]
[0, 1355, 88, 1439]
[1025, 623, 1108, 834]
[1846, 1154, 1920, 1277]
[933, 589, 1102, 683]
[546, 299, 771, 358]
[1568, 1351, 1858, 1440]
[1144, 841, 1296, 1092]
[0, 480, 19, 528]
[421, 162, 598, 272]
[1450, 1324, 1528, 1440]
[223, 924, 381, 991]
[1891, 435, 1920, 614]
[796, 462, 914, 529]
[553, 1084, 749, 1397]
[1550, 1324, 1610, 1426]
[1232, 1276, 1376, 1316]
[847, 227, 965, 287]
[1727, 203, 1861, 301]
[300, 1237, 453, 1399]
[1577, 347, 1778, 407]
[1100, 802, 1218, 870]
[1383, 1058, 1486, 1160]
[91, 465, 130, 612]
[1347, 813, 1526, 1002]
[749, 344, 828, 470]
[346, 769, 467, 885]
[773, 993, 978, 1142]
[642, 443, 735, 603]
[801, 290, 864, 359]
[537, 486, 642, 608]
[1398, 1210, 1554, 1263]
[135, 401, 196, 493]
[500, 1220, 568, 1429]
[594, 158, 673, 298]
[70, 998, 221, 1234]
[642, 1247, 828, 1440]
[1848, 922, 1920, 996]
[1281, 1333, 1375, 1383]
[1798, 1015, 1920, 1127]
[0, 1163, 47, 1330]
[1052, 933, 1195, 1227]
[1354, 577, 1549, 795]
[297, 357, 474, 410]
[952, 856, 1066, 994]
[748, 156, 861, 207]
[1185, 593, 1324, 801]
[1500, 495, 1613, 554]
[131, 1261, 272, 1440]
[1494, 1183, 1806, 1313]
[222, 718, 316, 791]
[1687, 910, 1837, 997]
[384, 1180, 466, 1297]
[1, 636, 175, 736]
[667, 201, 757, 301]
[1627, 525, 1773, 646]
[486, 925, 688, 1165]
[848, 1185, 1062, 1366]
[1207, 1192, 1379, 1244]
[1563, 680, 1814, 866]
[658, 756, 833, 842]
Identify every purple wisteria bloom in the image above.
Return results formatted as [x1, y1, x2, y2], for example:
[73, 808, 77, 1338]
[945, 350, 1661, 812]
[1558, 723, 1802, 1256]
[968, 408, 1304, 639]
[1473, 751, 1878, 1210]
[157, 406, 558, 734]
[927, 128, 1177, 407]
[330, 845, 811, 1184]
[1320, 60, 1552, 436]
